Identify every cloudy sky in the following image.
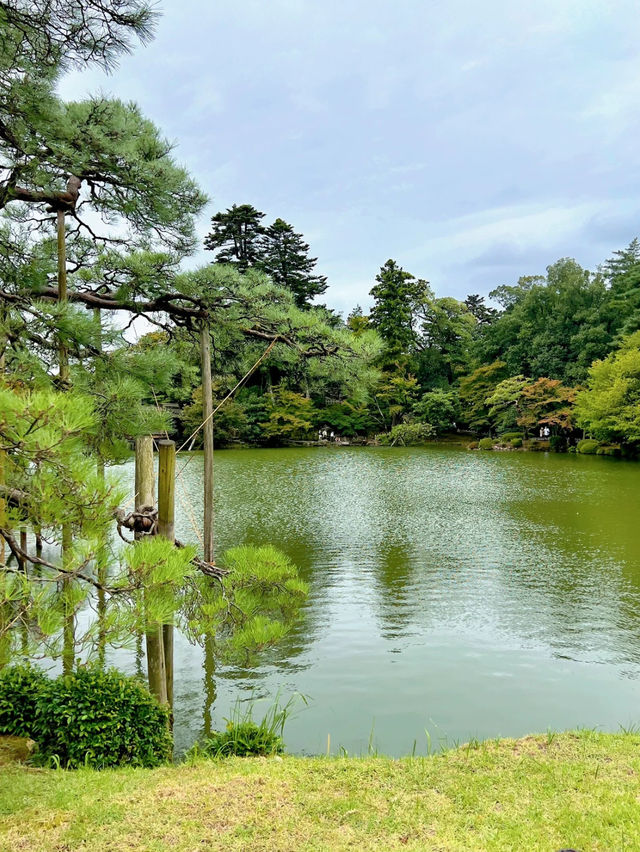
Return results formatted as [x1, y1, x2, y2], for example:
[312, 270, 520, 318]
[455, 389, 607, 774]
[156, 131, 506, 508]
[59, 0, 640, 316]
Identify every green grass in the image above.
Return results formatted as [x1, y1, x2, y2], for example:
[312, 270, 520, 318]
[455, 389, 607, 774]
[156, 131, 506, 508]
[1, 731, 639, 851]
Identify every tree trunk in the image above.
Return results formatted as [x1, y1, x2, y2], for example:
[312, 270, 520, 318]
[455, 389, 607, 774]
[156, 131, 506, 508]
[200, 321, 214, 564]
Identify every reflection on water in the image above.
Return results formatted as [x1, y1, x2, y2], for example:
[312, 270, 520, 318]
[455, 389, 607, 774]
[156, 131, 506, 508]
[114, 446, 640, 756]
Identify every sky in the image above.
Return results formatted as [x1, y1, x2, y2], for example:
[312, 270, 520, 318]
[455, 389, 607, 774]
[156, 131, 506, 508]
[59, 0, 640, 316]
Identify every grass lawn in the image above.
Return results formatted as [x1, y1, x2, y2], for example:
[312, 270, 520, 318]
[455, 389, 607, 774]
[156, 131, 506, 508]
[1, 731, 639, 851]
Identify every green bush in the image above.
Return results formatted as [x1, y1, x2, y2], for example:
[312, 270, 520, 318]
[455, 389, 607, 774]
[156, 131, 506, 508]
[2, 666, 171, 767]
[529, 440, 550, 452]
[577, 439, 600, 455]
[26, 668, 172, 768]
[510, 438, 523, 448]
[500, 432, 523, 442]
[568, 445, 577, 453]
[377, 422, 436, 447]
[602, 445, 621, 456]
[478, 437, 494, 450]
[549, 435, 567, 453]
[0, 664, 48, 738]
[467, 441, 479, 450]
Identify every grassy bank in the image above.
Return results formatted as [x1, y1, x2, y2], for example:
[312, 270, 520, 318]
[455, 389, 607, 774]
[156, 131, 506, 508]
[1, 731, 638, 851]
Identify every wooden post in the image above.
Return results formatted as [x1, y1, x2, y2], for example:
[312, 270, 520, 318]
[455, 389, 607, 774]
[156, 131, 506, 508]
[200, 321, 214, 564]
[0, 447, 5, 569]
[56, 207, 74, 674]
[136, 437, 167, 706]
[157, 439, 175, 710]
[56, 210, 69, 385]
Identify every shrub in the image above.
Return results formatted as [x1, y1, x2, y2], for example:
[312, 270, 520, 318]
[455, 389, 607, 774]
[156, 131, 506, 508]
[529, 440, 550, 452]
[467, 441, 479, 450]
[500, 432, 523, 442]
[568, 445, 577, 453]
[32, 668, 172, 768]
[602, 445, 621, 456]
[478, 437, 494, 450]
[0, 664, 47, 738]
[577, 439, 600, 455]
[510, 438, 523, 448]
[549, 435, 567, 453]
[378, 422, 436, 447]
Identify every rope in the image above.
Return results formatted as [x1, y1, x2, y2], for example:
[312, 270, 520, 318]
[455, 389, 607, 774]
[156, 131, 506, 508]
[177, 338, 278, 453]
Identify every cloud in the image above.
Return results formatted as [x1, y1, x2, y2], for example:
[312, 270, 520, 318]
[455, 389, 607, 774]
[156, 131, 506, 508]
[53, 0, 640, 309]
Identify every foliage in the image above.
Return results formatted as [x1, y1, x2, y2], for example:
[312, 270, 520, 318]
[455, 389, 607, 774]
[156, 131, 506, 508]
[0, 388, 125, 663]
[0, 664, 47, 737]
[257, 218, 327, 308]
[458, 361, 508, 432]
[204, 205, 327, 307]
[482, 259, 609, 384]
[510, 438, 523, 448]
[416, 295, 475, 385]
[377, 422, 436, 447]
[412, 388, 459, 433]
[197, 720, 284, 758]
[478, 437, 494, 450]
[183, 545, 308, 665]
[261, 388, 315, 443]
[576, 439, 600, 455]
[190, 696, 301, 759]
[373, 371, 420, 429]
[204, 203, 266, 270]
[575, 332, 640, 444]
[31, 668, 172, 768]
[369, 259, 430, 363]
[315, 401, 374, 438]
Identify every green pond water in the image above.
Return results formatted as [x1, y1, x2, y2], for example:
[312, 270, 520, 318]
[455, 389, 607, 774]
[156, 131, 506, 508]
[122, 445, 640, 755]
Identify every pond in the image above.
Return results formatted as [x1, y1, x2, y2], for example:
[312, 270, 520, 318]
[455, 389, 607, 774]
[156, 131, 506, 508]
[120, 445, 640, 756]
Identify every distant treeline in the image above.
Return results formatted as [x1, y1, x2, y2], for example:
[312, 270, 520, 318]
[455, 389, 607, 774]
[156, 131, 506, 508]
[147, 207, 640, 452]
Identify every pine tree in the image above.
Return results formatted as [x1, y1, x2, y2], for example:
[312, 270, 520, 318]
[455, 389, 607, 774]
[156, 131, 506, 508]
[204, 203, 266, 271]
[369, 259, 431, 362]
[257, 218, 328, 308]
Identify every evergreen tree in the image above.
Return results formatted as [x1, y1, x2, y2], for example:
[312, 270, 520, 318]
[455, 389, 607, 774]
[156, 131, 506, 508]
[204, 203, 265, 271]
[464, 294, 497, 325]
[369, 259, 431, 362]
[257, 218, 327, 308]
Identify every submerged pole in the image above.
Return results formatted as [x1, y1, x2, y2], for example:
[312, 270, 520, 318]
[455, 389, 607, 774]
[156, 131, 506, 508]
[57, 208, 74, 674]
[200, 320, 214, 564]
[158, 439, 175, 711]
[136, 437, 167, 706]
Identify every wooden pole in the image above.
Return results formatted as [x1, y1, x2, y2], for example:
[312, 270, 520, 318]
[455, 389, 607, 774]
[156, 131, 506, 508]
[0, 448, 5, 569]
[56, 210, 69, 385]
[157, 439, 175, 710]
[200, 321, 214, 564]
[56, 208, 74, 674]
[136, 437, 167, 706]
